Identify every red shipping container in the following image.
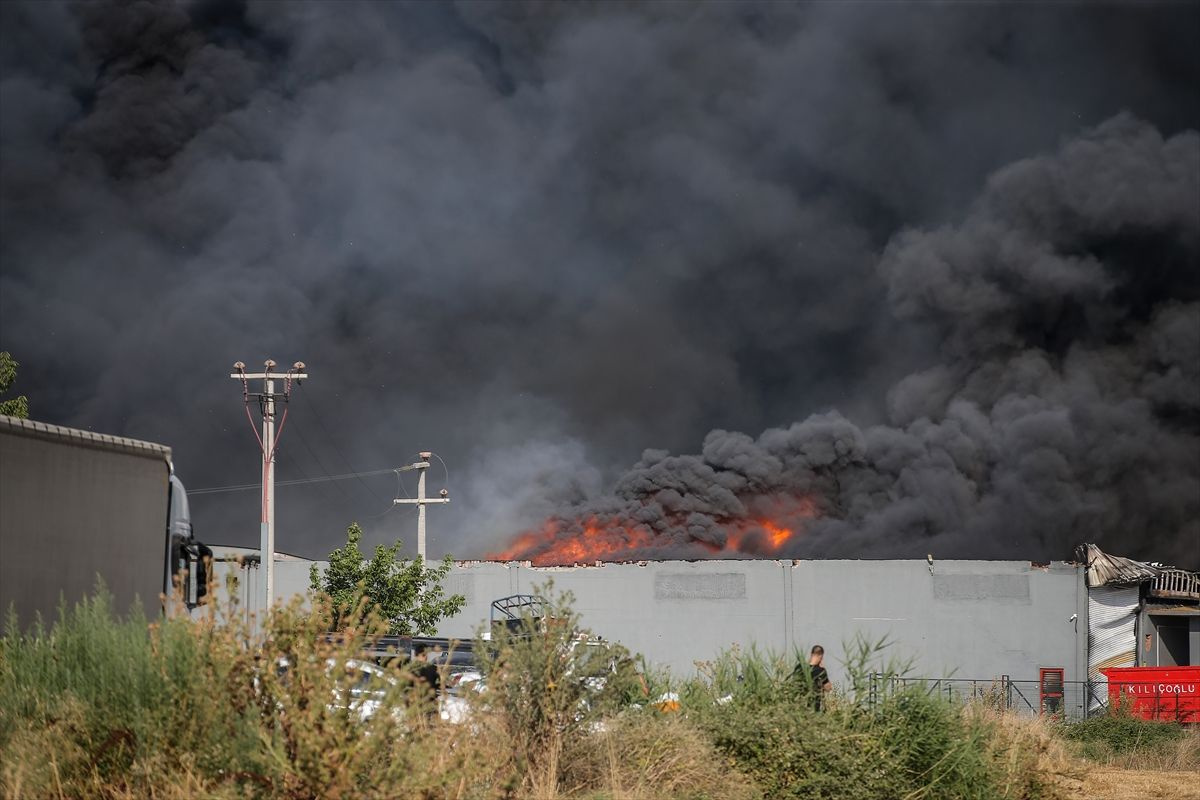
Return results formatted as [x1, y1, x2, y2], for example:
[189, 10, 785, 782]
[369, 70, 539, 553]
[1101, 666, 1200, 723]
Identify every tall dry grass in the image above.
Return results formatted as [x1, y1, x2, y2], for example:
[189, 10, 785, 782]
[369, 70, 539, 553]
[965, 705, 1076, 800]
[1058, 704, 1200, 772]
[469, 583, 757, 800]
[0, 584, 512, 799]
[2, 582, 1086, 800]
[563, 713, 761, 800]
[1100, 727, 1200, 771]
[1, 582, 753, 800]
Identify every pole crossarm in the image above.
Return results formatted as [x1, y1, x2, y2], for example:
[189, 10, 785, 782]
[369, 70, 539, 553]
[230, 373, 308, 380]
[393, 452, 450, 562]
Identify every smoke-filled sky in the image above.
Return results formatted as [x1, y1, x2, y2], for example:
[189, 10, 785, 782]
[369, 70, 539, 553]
[1, 1, 1197, 567]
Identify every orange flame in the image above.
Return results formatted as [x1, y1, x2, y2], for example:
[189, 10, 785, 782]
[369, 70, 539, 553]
[488, 516, 659, 565]
[489, 496, 818, 565]
[763, 520, 792, 549]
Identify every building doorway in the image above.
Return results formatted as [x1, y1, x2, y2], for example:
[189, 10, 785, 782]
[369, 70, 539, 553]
[1147, 615, 1192, 667]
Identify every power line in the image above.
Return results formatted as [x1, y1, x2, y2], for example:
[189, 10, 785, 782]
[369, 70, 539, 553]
[429, 450, 451, 492]
[295, 382, 386, 504]
[279, 444, 312, 484]
[292, 423, 353, 500]
[190, 467, 402, 495]
[279, 443, 344, 506]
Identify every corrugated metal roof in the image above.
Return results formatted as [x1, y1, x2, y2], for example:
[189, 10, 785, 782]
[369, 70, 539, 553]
[1077, 543, 1160, 587]
[0, 414, 171, 460]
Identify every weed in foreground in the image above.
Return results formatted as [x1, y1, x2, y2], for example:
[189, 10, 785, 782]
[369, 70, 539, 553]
[965, 705, 1074, 800]
[2, 584, 1080, 800]
[471, 583, 643, 797]
[675, 637, 1067, 800]
[0, 583, 511, 799]
[563, 712, 761, 800]
[1058, 703, 1196, 769]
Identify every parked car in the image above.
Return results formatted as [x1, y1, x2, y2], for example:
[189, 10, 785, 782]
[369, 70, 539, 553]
[255, 656, 404, 723]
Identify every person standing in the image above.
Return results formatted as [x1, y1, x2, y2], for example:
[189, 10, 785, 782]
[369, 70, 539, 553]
[807, 645, 832, 710]
[412, 646, 443, 721]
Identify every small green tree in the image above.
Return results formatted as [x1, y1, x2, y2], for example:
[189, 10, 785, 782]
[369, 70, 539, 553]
[309, 522, 465, 635]
[0, 351, 29, 419]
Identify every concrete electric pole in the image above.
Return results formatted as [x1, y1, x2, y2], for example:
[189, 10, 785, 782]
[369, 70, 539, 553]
[393, 452, 449, 561]
[231, 359, 307, 617]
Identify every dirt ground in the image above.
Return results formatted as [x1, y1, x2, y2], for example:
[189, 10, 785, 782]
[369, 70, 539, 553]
[1057, 768, 1200, 800]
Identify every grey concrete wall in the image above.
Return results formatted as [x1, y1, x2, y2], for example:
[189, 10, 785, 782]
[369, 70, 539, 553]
[290, 557, 1087, 684]
[0, 420, 171, 627]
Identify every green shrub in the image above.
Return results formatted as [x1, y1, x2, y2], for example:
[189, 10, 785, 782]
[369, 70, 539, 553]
[872, 691, 997, 800]
[689, 686, 1009, 800]
[682, 643, 816, 709]
[1060, 705, 1187, 762]
[676, 638, 1047, 800]
[698, 700, 894, 800]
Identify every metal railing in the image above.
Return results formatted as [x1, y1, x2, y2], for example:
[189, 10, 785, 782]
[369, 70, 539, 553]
[1150, 569, 1200, 601]
[863, 675, 1197, 722]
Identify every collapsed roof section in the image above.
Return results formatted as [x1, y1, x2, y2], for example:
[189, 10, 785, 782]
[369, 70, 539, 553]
[1077, 543, 1162, 588]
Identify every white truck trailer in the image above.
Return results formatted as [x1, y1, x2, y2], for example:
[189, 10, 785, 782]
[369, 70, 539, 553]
[0, 414, 208, 627]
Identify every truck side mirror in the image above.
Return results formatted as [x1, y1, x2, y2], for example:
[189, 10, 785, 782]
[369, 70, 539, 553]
[169, 536, 190, 602]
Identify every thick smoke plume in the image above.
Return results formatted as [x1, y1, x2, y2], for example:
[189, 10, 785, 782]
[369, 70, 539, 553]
[1, 2, 1197, 566]
[501, 116, 1200, 565]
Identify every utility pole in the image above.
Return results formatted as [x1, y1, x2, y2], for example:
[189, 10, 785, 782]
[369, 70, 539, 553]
[231, 359, 307, 617]
[394, 451, 449, 561]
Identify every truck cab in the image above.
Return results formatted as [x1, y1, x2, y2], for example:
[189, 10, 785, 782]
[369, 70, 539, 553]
[167, 471, 212, 610]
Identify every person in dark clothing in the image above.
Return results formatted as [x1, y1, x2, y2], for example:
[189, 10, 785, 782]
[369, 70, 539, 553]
[412, 647, 442, 720]
[806, 645, 832, 710]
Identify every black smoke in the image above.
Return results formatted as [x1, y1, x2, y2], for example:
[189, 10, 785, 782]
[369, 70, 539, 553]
[518, 115, 1199, 565]
[1, 1, 1197, 566]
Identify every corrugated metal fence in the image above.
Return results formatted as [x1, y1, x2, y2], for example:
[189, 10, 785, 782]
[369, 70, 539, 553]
[864, 675, 1196, 723]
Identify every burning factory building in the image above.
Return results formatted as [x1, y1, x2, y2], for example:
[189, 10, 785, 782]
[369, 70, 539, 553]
[443, 117, 1200, 711]
[244, 542, 1198, 721]
[10, 0, 1196, 725]
[474, 115, 1199, 574]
